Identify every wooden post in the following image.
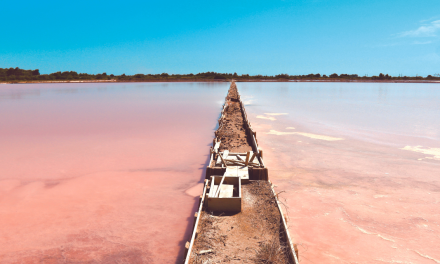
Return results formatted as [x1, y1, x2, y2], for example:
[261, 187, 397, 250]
[184, 241, 190, 256]
[294, 244, 299, 259]
[245, 151, 250, 166]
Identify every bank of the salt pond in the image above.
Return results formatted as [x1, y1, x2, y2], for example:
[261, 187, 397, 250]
[0, 82, 228, 263]
[240, 82, 440, 264]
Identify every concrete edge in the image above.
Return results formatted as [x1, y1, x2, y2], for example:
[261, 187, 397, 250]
[269, 180, 299, 264]
[183, 179, 209, 264]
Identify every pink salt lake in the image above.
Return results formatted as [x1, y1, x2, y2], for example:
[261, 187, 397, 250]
[0, 82, 228, 263]
[2, 81, 440, 264]
[240, 82, 440, 264]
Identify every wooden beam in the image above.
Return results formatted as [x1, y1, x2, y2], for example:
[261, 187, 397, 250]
[218, 150, 228, 168]
[225, 159, 259, 167]
[249, 151, 256, 162]
[225, 160, 244, 166]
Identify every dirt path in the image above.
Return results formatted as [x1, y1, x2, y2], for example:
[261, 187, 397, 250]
[190, 182, 289, 264]
[218, 83, 253, 153]
[188, 82, 290, 264]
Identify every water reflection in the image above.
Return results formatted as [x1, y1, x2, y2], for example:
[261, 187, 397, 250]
[0, 82, 228, 263]
[240, 82, 440, 264]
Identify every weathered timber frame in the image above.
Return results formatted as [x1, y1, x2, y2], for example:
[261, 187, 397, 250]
[207, 176, 241, 212]
[206, 87, 268, 181]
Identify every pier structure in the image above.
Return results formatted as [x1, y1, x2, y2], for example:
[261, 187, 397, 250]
[184, 81, 299, 264]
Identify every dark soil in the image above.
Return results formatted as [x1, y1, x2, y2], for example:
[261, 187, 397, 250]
[217, 84, 253, 153]
[189, 181, 289, 264]
[226, 83, 239, 101]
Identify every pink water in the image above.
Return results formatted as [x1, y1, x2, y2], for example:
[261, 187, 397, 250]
[0, 82, 228, 263]
[240, 82, 440, 264]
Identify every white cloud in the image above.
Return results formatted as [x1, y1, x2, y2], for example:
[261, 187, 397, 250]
[420, 16, 440, 23]
[399, 20, 440, 37]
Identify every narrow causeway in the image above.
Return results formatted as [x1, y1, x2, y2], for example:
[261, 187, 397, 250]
[183, 82, 299, 264]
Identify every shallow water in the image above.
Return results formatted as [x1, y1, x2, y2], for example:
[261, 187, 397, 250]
[240, 82, 440, 264]
[0, 82, 228, 263]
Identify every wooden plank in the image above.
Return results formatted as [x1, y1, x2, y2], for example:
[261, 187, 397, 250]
[214, 175, 226, 198]
[206, 167, 226, 179]
[208, 196, 241, 212]
[225, 152, 247, 156]
[224, 166, 238, 176]
[237, 166, 249, 183]
[218, 184, 234, 198]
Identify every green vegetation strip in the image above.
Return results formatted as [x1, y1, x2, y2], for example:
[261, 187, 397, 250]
[2, 67, 439, 83]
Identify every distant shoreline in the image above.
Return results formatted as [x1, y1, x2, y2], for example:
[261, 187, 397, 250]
[3, 68, 440, 84]
[1, 79, 440, 84]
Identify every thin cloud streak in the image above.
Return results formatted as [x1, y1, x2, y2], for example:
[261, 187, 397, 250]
[399, 20, 440, 37]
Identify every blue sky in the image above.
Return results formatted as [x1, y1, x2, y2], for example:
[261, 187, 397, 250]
[1, 0, 440, 76]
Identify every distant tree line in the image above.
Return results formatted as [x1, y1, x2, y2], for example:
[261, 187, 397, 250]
[1, 67, 439, 82]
